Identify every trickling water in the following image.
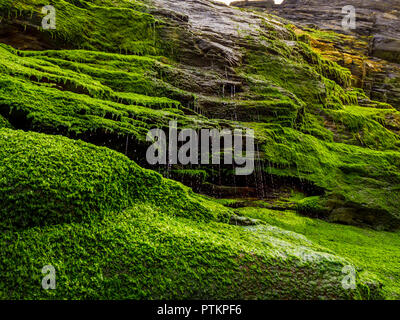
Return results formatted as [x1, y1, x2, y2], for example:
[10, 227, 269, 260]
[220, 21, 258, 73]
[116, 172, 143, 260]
[125, 135, 129, 155]
[255, 143, 265, 198]
[218, 162, 221, 186]
[153, 22, 156, 45]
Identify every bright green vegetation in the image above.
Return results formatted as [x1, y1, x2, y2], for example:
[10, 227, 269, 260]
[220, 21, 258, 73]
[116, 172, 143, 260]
[237, 30, 400, 228]
[0, 2, 399, 231]
[0, 128, 376, 299]
[0, 0, 399, 300]
[18, 48, 190, 105]
[251, 123, 400, 229]
[0, 44, 205, 143]
[0, 204, 378, 299]
[324, 105, 400, 150]
[0, 0, 157, 55]
[0, 115, 11, 128]
[0, 128, 230, 229]
[236, 207, 400, 299]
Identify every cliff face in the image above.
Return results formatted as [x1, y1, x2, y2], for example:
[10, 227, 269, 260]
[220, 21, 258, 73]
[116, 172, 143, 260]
[233, 0, 400, 39]
[0, 0, 399, 299]
[2, 0, 399, 229]
[232, 0, 400, 110]
[272, 0, 400, 64]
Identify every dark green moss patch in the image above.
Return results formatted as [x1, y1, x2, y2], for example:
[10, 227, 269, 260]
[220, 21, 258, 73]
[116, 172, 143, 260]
[0, 128, 231, 230]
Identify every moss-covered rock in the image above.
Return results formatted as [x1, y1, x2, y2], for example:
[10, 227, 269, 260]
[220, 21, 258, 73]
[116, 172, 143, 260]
[296, 196, 328, 217]
[0, 0, 398, 300]
[0, 128, 230, 229]
[0, 205, 378, 299]
[235, 206, 399, 299]
[0, 0, 157, 55]
[0, 115, 11, 128]
[0, 0, 399, 231]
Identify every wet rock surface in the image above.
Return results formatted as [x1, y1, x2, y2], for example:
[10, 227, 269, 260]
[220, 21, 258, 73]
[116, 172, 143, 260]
[233, 0, 400, 39]
[232, 0, 400, 110]
[1, 0, 400, 230]
[1, 0, 400, 299]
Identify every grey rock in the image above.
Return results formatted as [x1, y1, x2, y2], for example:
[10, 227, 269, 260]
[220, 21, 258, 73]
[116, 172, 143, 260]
[232, 0, 400, 110]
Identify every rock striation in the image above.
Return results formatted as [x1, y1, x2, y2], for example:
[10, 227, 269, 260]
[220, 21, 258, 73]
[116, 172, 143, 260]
[232, 0, 400, 109]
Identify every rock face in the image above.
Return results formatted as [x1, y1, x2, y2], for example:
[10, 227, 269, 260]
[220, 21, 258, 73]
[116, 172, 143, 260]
[272, 0, 400, 63]
[232, 0, 400, 110]
[3, 128, 369, 299]
[233, 0, 400, 39]
[0, 0, 398, 299]
[0, 0, 400, 230]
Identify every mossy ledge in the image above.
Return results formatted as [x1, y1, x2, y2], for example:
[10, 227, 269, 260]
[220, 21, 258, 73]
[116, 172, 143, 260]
[0, 128, 378, 299]
[0, 0, 398, 299]
[1, 0, 398, 230]
[0, 128, 231, 229]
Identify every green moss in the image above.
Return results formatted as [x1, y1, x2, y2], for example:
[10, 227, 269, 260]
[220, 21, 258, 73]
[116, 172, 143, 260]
[236, 207, 400, 299]
[301, 28, 342, 43]
[296, 196, 327, 217]
[298, 42, 353, 88]
[237, 99, 301, 126]
[238, 121, 400, 229]
[298, 112, 334, 142]
[0, 0, 158, 55]
[243, 52, 326, 107]
[241, 40, 355, 111]
[0, 0, 397, 300]
[0, 44, 212, 148]
[0, 204, 376, 299]
[0, 115, 11, 128]
[0, 44, 185, 107]
[1, 1, 399, 230]
[324, 105, 400, 150]
[239, 32, 400, 225]
[0, 128, 231, 230]
[0, 71, 208, 144]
